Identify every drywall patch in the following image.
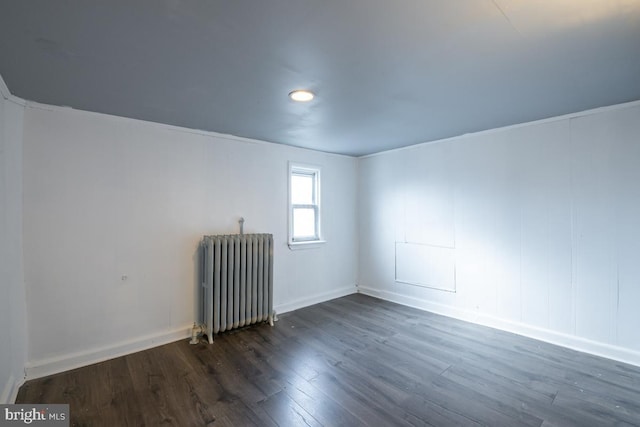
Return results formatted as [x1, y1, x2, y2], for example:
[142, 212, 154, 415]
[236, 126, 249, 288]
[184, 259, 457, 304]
[395, 242, 456, 292]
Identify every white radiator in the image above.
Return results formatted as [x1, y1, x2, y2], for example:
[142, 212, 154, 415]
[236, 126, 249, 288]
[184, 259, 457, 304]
[201, 234, 274, 343]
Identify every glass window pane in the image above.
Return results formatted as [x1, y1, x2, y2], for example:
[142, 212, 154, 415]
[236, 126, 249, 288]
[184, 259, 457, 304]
[291, 173, 314, 205]
[293, 208, 316, 238]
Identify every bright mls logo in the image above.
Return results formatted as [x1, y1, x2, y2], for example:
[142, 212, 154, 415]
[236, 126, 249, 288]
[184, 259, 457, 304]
[0, 405, 69, 426]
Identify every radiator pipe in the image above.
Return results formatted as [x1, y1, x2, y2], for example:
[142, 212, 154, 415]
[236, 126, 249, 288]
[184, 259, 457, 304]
[239, 217, 245, 235]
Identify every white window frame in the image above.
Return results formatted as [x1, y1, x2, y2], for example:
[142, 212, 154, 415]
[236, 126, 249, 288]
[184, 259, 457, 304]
[288, 162, 325, 248]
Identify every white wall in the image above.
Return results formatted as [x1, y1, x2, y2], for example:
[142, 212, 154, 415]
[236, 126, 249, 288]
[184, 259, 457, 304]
[22, 105, 358, 378]
[0, 76, 27, 403]
[359, 101, 640, 365]
[14, 77, 640, 382]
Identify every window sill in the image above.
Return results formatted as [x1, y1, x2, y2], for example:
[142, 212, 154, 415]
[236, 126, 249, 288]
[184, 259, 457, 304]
[288, 240, 326, 250]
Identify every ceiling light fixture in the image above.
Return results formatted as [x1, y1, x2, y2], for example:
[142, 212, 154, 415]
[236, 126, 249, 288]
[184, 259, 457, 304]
[289, 89, 314, 102]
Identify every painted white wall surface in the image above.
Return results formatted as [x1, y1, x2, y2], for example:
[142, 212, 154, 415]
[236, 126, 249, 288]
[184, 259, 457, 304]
[22, 105, 358, 378]
[0, 79, 27, 403]
[359, 102, 640, 365]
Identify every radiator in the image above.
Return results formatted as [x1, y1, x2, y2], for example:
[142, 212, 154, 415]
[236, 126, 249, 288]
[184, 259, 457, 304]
[201, 233, 274, 343]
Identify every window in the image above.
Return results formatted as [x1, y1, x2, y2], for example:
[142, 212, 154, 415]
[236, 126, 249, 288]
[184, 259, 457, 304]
[289, 163, 323, 245]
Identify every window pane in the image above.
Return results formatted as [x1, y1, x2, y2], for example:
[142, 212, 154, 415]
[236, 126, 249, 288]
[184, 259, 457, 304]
[291, 173, 314, 205]
[293, 208, 316, 238]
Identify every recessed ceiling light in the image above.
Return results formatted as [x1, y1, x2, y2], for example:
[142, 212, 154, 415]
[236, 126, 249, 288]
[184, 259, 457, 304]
[289, 89, 314, 102]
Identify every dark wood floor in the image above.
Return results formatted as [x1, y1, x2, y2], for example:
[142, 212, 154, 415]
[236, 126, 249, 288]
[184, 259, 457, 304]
[17, 294, 640, 426]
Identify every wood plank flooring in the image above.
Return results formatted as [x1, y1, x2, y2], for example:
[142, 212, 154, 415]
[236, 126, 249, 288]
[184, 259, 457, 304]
[17, 294, 640, 426]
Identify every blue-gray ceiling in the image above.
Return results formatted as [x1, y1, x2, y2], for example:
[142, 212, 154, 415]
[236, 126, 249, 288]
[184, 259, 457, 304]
[1, 1, 639, 156]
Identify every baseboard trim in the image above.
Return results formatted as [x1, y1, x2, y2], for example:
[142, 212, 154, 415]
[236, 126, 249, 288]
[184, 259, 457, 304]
[24, 286, 358, 381]
[275, 284, 357, 315]
[10, 376, 25, 404]
[1, 375, 24, 404]
[25, 325, 192, 381]
[358, 286, 640, 368]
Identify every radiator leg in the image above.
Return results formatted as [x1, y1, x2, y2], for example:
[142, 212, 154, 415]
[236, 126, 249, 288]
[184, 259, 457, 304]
[190, 323, 204, 345]
[268, 311, 278, 326]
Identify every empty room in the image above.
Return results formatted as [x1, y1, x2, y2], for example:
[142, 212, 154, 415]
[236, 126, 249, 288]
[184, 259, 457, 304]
[2, 1, 640, 426]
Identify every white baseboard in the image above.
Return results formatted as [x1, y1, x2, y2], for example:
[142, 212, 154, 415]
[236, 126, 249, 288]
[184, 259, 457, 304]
[10, 376, 25, 404]
[25, 325, 192, 380]
[275, 284, 357, 315]
[24, 286, 358, 381]
[358, 286, 640, 368]
[1, 375, 24, 404]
